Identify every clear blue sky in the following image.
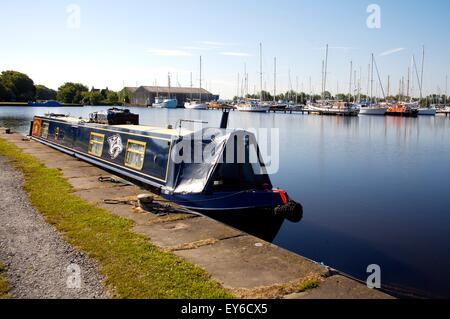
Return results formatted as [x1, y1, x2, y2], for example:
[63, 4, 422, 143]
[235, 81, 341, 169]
[1, 0, 449, 98]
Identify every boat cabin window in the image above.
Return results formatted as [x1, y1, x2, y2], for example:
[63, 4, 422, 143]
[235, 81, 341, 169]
[41, 122, 49, 139]
[88, 133, 105, 157]
[125, 140, 146, 170]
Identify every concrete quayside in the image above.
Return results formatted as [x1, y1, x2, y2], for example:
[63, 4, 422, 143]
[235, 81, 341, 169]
[0, 127, 392, 299]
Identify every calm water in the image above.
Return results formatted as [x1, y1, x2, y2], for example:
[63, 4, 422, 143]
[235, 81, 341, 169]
[1, 106, 450, 298]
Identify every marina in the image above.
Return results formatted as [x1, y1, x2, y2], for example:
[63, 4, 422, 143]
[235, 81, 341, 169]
[2, 106, 450, 298]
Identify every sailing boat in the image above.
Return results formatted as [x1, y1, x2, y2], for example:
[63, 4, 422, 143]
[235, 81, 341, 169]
[236, 43, 269, 113]
[308, 45, 359, 116]
[415, 46, 436, 116]
[185, 56, 208, 110]
[153, 73, 178, 108]
[359, 54, 387, 115]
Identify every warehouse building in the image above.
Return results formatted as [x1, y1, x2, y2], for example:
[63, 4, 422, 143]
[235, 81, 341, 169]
[125, 86, 219, 107]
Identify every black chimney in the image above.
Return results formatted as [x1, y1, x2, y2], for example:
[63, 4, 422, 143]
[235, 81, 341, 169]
[219, 109, 230, 129]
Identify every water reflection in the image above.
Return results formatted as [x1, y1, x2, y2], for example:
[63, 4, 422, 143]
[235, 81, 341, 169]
[204, 209, 303, 243]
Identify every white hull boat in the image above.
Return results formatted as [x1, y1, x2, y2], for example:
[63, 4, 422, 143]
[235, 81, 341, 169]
[236, 101, 269, 113]
[152, 98, 177, 109]
[359, 107, 387, 116]
[184, 101, 208, 110]
[417, 107, 437, 116]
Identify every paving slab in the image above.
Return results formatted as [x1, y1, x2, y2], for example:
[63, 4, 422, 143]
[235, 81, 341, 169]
[284, 275, 394, 299]
[97, 202, 161, 225]
[74, 186, 145, 205]
[60, 165, 108, 179]
[134, 216, 244, 248]
[39, 159, 93, 170]
[67, 175, 131, 191]
[175, 235, 329, 289]
[22, 148, 62, 155]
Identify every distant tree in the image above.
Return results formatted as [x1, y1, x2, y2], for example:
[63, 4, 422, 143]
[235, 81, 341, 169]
[311, 94, 322, 102]
[0, 70, 36, 102]
[119, 88, 132, 104]
[89, 91, 104, 105]
[335, 93, 347, 101]
[0, 81, 13, 101]
[35, 85, 57, 101]
[100, 87, 109, 100]
[297, 92, 307, 104]
[57, 82, 88, 104]
[81, 91, 91, 105]
[323, 91, 332, 100]
[107, 91, 119, 105]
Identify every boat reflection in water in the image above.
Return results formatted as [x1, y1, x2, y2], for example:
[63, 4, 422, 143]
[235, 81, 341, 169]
[203, 206, 304, 243]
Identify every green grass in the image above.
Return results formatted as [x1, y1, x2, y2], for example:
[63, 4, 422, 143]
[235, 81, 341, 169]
[299, 279, 320, 292]
[0, 137, 233, 299]
[0, 102, 28, 106]
[0, 263, 11, 299]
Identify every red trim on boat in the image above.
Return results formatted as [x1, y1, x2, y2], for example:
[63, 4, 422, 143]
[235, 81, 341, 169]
[273, 189, 288, 205]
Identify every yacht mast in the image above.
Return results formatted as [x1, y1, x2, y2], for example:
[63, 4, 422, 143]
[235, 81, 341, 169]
[323, 44, 329, 102]
[321, 60, 325, 101]
[168, 72, 171, 99]
[273, 57, 277, 102]
[358, 66, 362, 103]
[259, 43, 263, 102]
[373, 55, 386, 100]
[407, 67, 411, 100]
[199, 56, 202, 102]
[412, 56, 423, 101]
[190, 72, 193, 100]
[420, 45, 425, 100]
[370, 54, 374, 104]
[237, 73, 240, 99]
[387, 75, 390, 98]
[349, 61, 353, 101]
[445, 74, 448, 106]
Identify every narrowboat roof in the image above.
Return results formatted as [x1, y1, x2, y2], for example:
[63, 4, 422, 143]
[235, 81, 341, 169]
[36, 115, 193, 137]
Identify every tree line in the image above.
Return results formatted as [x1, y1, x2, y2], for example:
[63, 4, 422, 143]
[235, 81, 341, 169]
[0, 70, 130, 105]
[234, 90, 448, 106]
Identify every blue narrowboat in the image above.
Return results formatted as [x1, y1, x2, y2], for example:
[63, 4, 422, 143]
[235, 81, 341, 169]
[29, 108, 299, 214]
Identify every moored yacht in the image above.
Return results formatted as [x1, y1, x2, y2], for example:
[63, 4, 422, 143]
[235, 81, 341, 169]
[386, 103, 419, 117]
[236, 100, 269, 113]
[358, 103, 387, 116]
[417, 106, 437, 116]
[184, 100, 208, 110]
[309, 101, 360, 116]
[152, 97, 178, 109]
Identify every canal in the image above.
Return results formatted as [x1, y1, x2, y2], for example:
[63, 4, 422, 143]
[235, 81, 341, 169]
[1, 106, 450, 298]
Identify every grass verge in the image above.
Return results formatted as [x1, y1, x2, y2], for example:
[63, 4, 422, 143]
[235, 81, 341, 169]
[0, 137, 233, 299]
[0, 263, 12, 299]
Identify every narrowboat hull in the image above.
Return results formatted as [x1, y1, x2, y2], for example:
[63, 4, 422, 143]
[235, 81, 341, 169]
[161, 190, 287, 212]
[29, 113, 293, 214]
[30, 116, 172, 188]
